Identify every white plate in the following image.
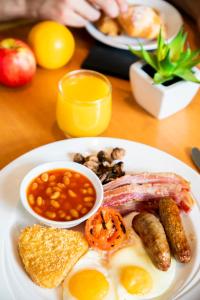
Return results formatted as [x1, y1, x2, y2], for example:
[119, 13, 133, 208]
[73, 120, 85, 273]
[0, 137, 200, 300]
[86, 0, 183, 50]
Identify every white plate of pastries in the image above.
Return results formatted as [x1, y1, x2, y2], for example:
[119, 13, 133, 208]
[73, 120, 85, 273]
[86, 0, 183, 50]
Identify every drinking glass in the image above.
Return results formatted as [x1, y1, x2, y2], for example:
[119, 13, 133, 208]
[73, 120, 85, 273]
[56, 69, 112, 137]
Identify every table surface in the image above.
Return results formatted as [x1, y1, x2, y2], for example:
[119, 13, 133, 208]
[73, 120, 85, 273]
[0, 18, 200, 171]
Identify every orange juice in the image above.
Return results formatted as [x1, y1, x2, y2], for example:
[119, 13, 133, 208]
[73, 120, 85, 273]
[56, 70, 112, 137]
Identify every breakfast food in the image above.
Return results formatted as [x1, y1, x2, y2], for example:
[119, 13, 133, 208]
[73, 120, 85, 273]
[18, 224, 88, 288]
[96, 15, 121, 36]
[96, 6, 166, 40]
[109, 243, 176, 299]
[17, 146, 195, 298]
[103, 172, 194, 214]
[132, 212, 171, 271]
[27, 169, 96, 221]
[103, 172, 189, 191]
[63, 213, 176, 299]
[85, 207, 127, 251]
[159, 198, 191, 263]
[63, 250, 116, 300]
[118, 5, 165, 39]
[73, 147, 126, 184]
[64, 211, 176, 299]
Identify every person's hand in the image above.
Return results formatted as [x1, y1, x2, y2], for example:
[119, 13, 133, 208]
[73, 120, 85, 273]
[28, 0, 128, 27]
[89, 0, 128, 18]
[35, 0, 100, 27]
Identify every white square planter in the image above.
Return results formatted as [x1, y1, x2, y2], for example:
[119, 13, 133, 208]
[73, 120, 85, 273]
[129, 61, 200, 119]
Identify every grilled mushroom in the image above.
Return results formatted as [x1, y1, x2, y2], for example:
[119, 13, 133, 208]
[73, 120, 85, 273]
[111, 147, 125, 160]
[73, 153, 85, 164]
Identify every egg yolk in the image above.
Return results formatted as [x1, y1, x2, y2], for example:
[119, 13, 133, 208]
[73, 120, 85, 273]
[120, 266, 153, 295]
[68, 269, 109, 300]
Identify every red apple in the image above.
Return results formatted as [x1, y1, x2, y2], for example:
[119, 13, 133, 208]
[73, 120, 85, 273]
[0, 38, 36, 87]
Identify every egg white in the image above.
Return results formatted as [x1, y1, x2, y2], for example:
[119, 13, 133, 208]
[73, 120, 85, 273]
[109, 245, 176, 300]
[63, 249, 118, 300]
[63, 212, 176, 300]
[109, 212, 176, 299]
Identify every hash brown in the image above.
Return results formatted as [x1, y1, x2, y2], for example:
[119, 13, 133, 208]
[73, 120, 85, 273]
[18, 224, 88, 288]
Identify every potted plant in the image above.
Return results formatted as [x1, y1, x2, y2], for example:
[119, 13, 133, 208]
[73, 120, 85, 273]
[129, 28, 200, 119]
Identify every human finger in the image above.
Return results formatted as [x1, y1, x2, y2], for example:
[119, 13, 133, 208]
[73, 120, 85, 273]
[116, 0, 128, 13]
[39, 0, 89, 27]
[62, 8, 89, 27]
[71, 0, 100, 22]
[49, 7, 88, 27]
[92, 0, 119, 18]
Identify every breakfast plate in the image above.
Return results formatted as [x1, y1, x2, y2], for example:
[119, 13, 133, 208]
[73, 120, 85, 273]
[0, 137, 200, 300]
[86, 0, 183, 50]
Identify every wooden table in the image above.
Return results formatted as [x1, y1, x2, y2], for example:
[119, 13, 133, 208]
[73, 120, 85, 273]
[0, 18, 200, 170]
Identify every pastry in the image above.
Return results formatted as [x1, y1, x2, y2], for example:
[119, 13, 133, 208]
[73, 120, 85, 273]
[118, 5, 165, 39]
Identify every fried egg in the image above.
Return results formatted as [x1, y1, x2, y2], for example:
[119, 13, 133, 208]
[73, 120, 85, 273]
[63, 212, 176, 300]
[63, 249, 117, 300]
[109, 245, 176, 299]
[108, 212, 176, 299]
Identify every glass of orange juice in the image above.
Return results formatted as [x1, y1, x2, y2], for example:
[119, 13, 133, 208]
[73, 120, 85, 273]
[56, 69, 112, 137]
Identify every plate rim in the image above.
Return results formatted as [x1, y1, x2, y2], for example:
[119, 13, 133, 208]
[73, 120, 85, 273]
[0, 137, 198, 178]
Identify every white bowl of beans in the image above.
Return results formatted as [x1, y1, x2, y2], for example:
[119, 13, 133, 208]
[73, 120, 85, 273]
[20, 161, 104, 228]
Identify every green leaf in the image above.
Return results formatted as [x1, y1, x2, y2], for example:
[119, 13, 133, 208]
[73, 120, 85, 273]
[169, 27, 187, 61]
[174, 68, 200, 83]
[141, 49, 157, 70]
[179, 49, 200, 68]
[157, 28, 168, 61]
[128, 46, 144, 59]
[153, 72, 174, 84]
[158, 49, 176, 76]
[157, 29, 164, 53]
[129, 45, 157, 70]
[189, 49, 200, 60]
[186, 58, 200, 69]
[178, 48, 191, 62]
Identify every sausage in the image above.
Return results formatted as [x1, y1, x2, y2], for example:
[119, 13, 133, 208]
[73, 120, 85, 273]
[132, 212, 171, 271]
[159, 198, 191, 263]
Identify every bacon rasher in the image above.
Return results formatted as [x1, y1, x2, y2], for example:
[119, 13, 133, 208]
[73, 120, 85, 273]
[103, 173, 194, 214]
[103, 173, 190, 191]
